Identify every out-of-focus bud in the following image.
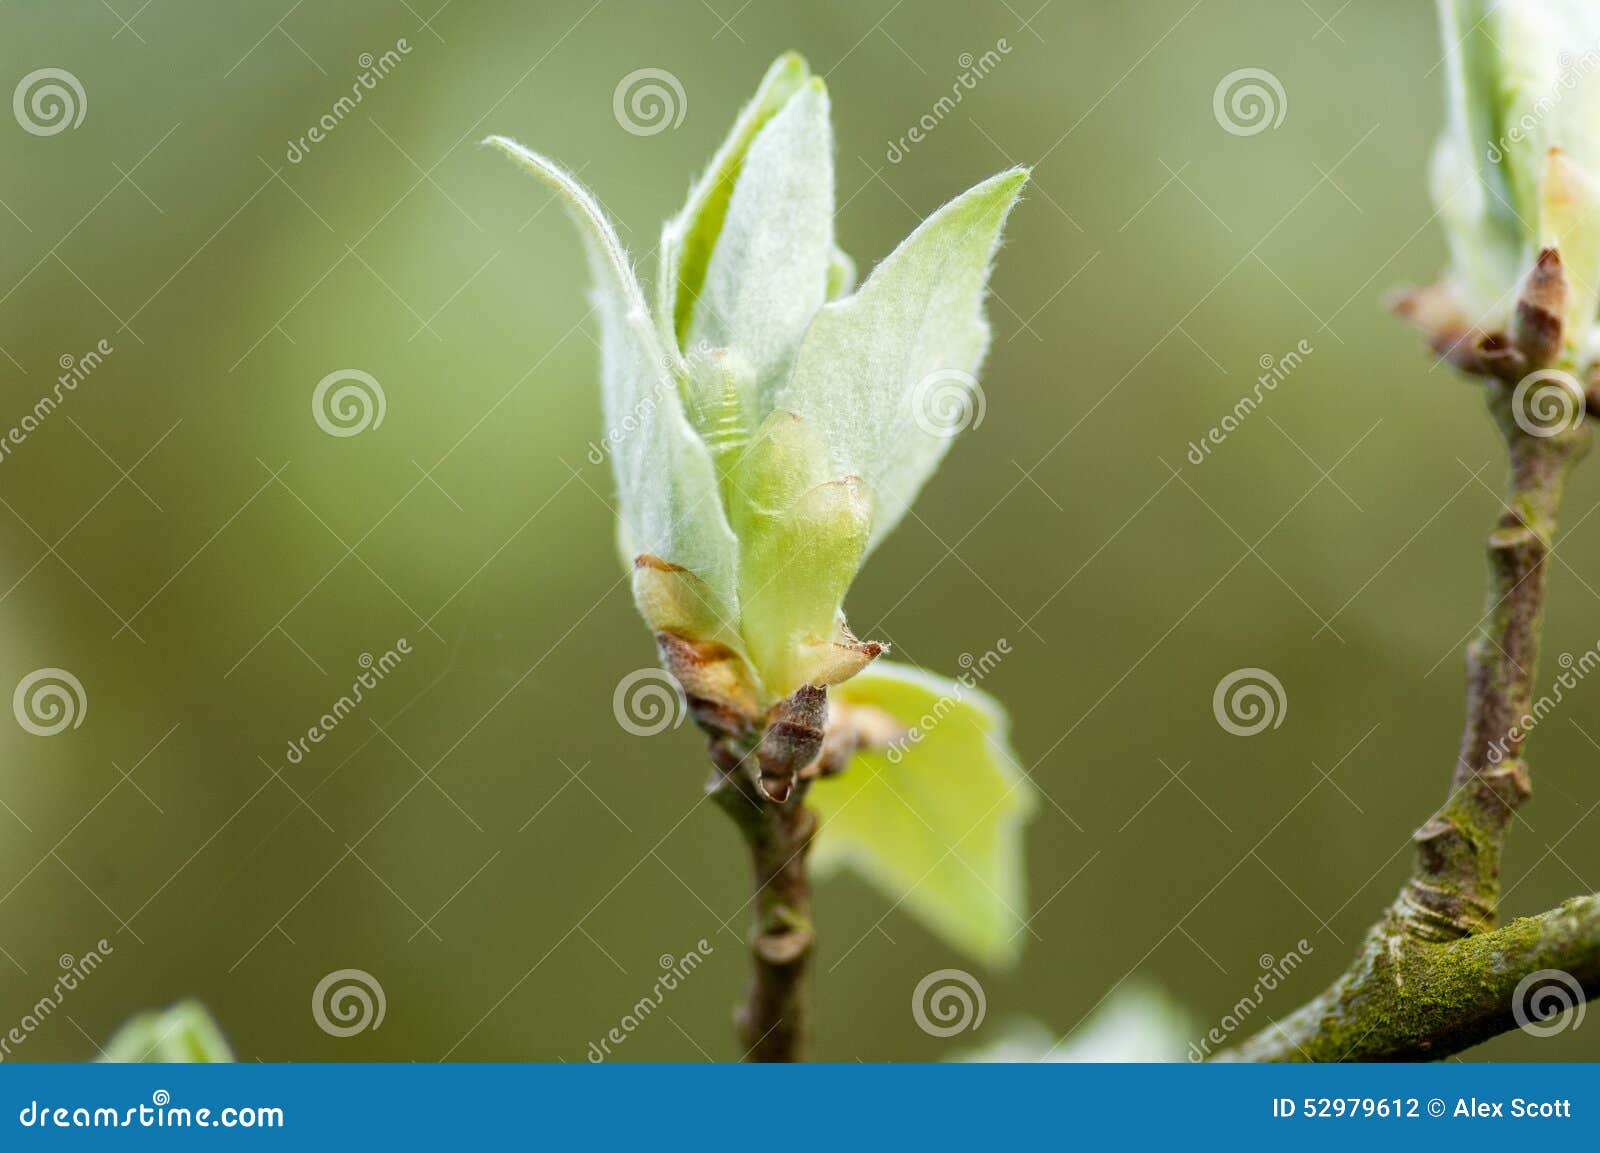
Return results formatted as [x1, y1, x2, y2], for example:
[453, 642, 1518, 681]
[1424, 2, 1600, 374]
[1513, 247, 1568, 368]
[491, 51, 1024, 802]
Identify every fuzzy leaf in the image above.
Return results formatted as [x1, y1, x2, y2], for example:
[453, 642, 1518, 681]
[953, 987, 1193, 1063]
[1538, 148, 1600, 339]
[487, 138, 741, 619]
[687, 80, 835, 397]
[809, 660, 1035, 965]
[772, 168, 1028, 553]
[659, 53, 811, 347]
[99, 1001, 234, 1062]
[1493, 0, 1600, 213]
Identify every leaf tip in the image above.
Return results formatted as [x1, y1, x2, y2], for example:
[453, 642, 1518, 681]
[770, 50, 811, 80]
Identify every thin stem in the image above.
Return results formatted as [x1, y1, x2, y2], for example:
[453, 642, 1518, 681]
[1401, 398, 1582, 940]
[710, 764, 815, 1062]
[1222, 386, 1594, 1062]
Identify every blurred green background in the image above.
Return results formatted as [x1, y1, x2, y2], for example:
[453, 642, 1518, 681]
[1, 0, 1597, 1062]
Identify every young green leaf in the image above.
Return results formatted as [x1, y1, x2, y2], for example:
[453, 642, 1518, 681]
[98, 1000, 235, 1062]
[809, 660, 1036, 966]
[953, 986, 1193, 1063]
[486, 137, 742, 618]
[687, 81, 835, 397]
[772, 168, 1028, 553]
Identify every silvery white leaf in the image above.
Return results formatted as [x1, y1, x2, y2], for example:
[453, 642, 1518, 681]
[657, 53, 810, 352]
[686, 81, 835, 397]
[771, 168, 1028, 552]
[486, 137, 740, 617]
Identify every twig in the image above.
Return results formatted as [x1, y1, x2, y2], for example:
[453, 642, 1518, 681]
[709, 763, 815, 1062]
[1222, 366, 1598, 1060]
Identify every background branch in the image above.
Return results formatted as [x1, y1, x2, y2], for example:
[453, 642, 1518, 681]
[1223, 386, 1594, 1061]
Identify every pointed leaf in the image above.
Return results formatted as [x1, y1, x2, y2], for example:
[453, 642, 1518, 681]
[99, 1001, 235, 1063]
[687, 80, 835, 396]
[487, 138, 740, 618]
[771, 169, 1028, 553]
[659, 53, 811, 346]
[809, 660, 1035, 965]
